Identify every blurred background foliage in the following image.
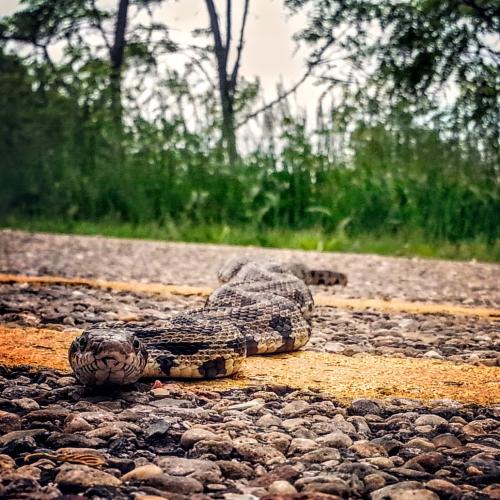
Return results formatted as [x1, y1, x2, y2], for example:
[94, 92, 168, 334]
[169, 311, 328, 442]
[0, 0, 498, 261]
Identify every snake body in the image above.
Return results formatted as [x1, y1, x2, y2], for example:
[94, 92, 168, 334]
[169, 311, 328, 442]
[69, 258, 347, 385]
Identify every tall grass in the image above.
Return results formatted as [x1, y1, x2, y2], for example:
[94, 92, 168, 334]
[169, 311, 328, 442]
[0, 50, 498, 260]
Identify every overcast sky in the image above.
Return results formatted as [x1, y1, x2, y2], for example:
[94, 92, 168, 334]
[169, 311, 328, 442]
[0, 0, 325, 114]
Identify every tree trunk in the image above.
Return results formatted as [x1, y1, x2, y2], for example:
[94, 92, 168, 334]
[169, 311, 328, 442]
[205, 0, 249, 165]
[220, 82, 237, 164]
[110, 0, 129, 127]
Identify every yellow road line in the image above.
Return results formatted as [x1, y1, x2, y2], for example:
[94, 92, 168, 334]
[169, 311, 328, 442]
[0, 325, 498, 404]
[1, 273, 498, 319]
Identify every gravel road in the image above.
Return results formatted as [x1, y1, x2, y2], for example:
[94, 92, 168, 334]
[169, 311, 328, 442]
[1, 230, 499, 307]
[0, 230, 498, 499]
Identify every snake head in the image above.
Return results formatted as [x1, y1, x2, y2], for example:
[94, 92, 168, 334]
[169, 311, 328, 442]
[69, 328, 148, 386]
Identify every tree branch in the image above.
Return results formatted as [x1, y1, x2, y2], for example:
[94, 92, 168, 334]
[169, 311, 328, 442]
[236, 35, 335, 128]
[226, 0, 232, 56]
[205, 0, 227, 75]
[230, 0, 250, 87]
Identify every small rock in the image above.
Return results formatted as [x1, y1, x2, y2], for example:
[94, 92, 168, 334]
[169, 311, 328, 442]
[250, 465, 301, 487]
[414, 415, 447, 427]
[227, 399, 265, 411]
[405, 438, 435, 451]
[350, 399, 382, 416]
[192, 438, 234, 458]
[462, 418, 498, 437]
[302, 477, 351, 497]
[140, 473, 204, 494]
[235, 443, 286, 465]
[282, 400, 311, 417]
[12, 398, 40, 411]
[64, 416, 93, 433]
[423, 350, 443, 359]
[144, 419, 171, 440]
[256, 414, 282, 427]
[287, 438, 318, 456]
[481, 484, 500, 499]
[317, 431, 353, 448]
[26, 408, 70, 422]
[56, 464, 121, 489]
[406, 452, 444, 472]
[300, 447, 341, 463]
[216, 460, 254, 480]
[180, 427, 217, 448]
[431, 433, 461, 448]
[0, 410, 21, 433]
[425, 478, 462, 497]
[350, 440, 388, 458]
[0, 454, 16, 471]
[364, 473, 386, 492]
[363, 457, 394, 469]
[0, 429, 47, 446]
[122, 464, 163, 482]
[371, 482, 439, 500]
[156, 456, 221, 483]
[268, 480, 297, 495]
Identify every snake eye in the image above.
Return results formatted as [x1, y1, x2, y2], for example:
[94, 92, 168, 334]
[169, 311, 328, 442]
[132, 339, 141, 350]
[78, 336, 87, 350]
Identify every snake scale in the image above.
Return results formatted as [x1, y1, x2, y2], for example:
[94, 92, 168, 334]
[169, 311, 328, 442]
[69, 258, 347, 385]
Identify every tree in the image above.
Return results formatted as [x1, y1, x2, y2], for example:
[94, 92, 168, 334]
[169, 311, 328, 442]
[287, 0, 500, 148]
[203, 0, 250, 163]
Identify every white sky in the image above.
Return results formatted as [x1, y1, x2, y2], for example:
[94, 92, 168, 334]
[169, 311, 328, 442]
[0, 0, 325, 119]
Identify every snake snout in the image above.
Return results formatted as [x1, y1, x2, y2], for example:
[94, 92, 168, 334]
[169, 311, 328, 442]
[69, 328, 148, 386]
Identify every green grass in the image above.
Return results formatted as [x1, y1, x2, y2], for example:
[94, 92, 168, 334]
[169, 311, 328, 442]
[3, 217, 498, 263]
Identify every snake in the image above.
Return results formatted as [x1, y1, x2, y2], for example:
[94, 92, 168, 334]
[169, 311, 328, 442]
[69, 258, 347, 386]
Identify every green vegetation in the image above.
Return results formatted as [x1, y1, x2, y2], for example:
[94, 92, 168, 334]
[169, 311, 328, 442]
[0, 1, 498, 262]
[5, 218, 498, 263]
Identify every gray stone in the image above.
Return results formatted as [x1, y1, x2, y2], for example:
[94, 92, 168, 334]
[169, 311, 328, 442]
[0, 410, 21, 433]
[371, 482, 438, 500]
[317, 430, 353, 448]
[234, 442, 286, 464]
[350, 440, 388, 458]
[414, 415, 447, 427]
[268, 480, 297, 495]
[122, 464, 163, 482]
[282, 400, 311, 417]
[156, 456, 221, 483]
[180, 427, 217, 447]
[350, 399, 382, 416]
[300, 447, 341, 463]
[55, 464, 121, 489]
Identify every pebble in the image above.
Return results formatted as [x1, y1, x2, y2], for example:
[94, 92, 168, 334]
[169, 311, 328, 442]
[0, 410, 22, 433]
[256, 414, 282, 427]
[349, 399, 382, 416]
[268, 480, 297, 495]
[55, 463, 122, 489]
[350, 440, 388, 458]
[414, 415, 448, 427]
[282, 400, 311, 417]
[122, 464, 163, 481]
[287, 437, 318, 455]
[317, 430, 353, 448]
[156, 456, 222, 483]
[234, 442, 287, 464]
[140, 473, 204, 494]
[180, 427, 217, 447]
[371, 482, 439, 500]
[425, 478, 462, 497]
[431, 433, 461, 448]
